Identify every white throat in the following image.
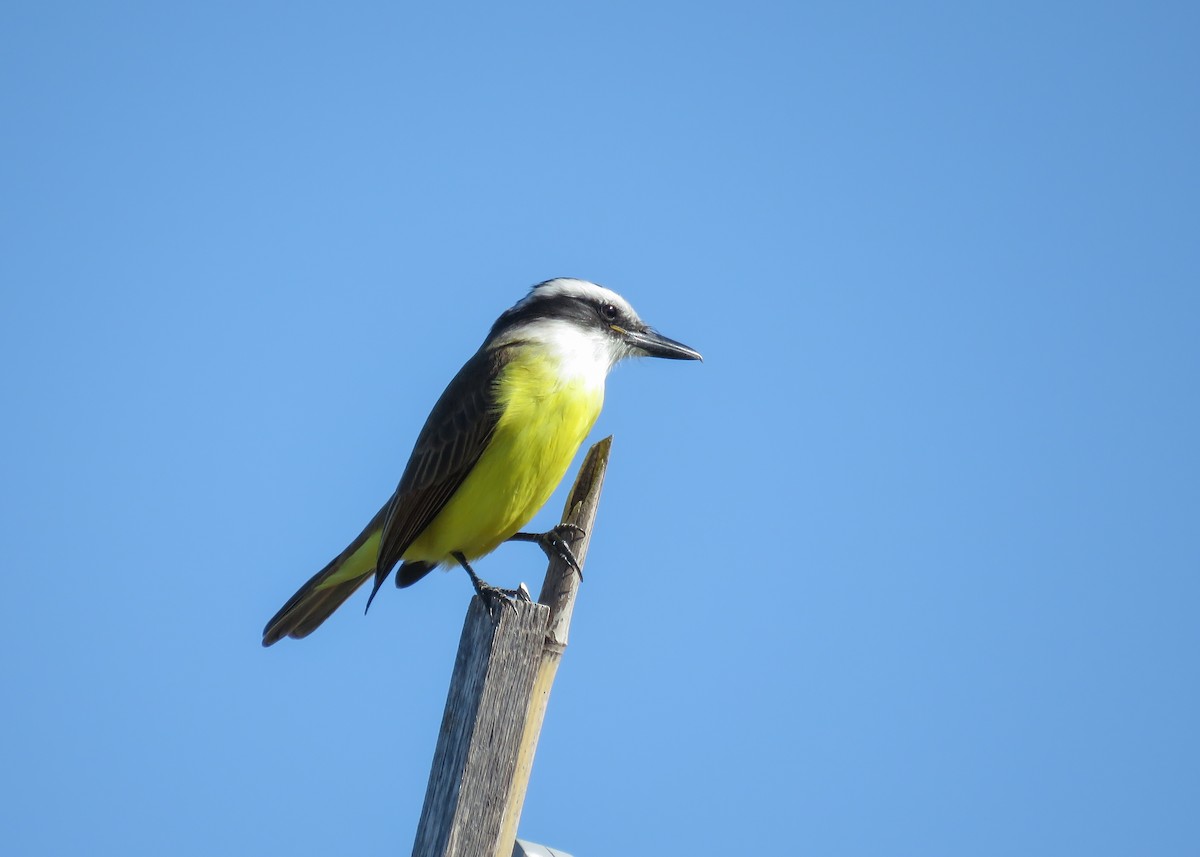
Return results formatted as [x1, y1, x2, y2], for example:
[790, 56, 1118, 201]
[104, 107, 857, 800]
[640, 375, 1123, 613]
[520, 319, 621, 389]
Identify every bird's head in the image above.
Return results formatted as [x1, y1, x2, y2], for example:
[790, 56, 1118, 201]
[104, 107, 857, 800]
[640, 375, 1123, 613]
[489, 278, 702, 372]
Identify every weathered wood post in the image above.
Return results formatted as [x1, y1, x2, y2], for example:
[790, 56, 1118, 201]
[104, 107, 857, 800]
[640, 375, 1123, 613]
[411, 437, 612, 857]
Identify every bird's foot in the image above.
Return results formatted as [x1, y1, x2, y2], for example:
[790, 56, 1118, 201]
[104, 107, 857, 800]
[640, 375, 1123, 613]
[453, 552, 532, 618]
[475, 581, 532, 617]
[508, 524, 586, 579]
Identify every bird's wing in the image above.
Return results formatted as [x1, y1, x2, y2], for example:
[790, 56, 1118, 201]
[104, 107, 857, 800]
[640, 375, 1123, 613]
[375, 344, 510, 577]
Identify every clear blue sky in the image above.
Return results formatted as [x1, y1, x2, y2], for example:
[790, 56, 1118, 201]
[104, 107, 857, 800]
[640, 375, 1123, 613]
[3, 2, 1197, 854]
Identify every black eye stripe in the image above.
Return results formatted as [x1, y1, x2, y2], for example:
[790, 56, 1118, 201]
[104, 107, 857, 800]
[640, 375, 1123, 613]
[489, 289, 630, 341]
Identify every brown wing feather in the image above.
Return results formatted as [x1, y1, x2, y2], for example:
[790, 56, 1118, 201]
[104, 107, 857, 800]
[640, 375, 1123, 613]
[375, 345, 510, 578]
[261, 502, 389, 646]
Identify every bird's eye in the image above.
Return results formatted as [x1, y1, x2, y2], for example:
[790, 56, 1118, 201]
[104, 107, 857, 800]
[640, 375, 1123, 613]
[600, 303, 618, 321]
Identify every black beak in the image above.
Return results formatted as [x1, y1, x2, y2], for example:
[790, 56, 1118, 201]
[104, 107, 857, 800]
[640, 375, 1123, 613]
[617, 325, 703, 361]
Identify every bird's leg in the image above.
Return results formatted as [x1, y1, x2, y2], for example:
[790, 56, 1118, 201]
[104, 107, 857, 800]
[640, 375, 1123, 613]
[507, 523, 587, 579]
[451, 551, 532, 616]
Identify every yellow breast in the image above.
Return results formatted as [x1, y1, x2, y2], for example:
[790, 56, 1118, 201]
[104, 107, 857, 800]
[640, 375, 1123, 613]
[404, 352, 604, 563]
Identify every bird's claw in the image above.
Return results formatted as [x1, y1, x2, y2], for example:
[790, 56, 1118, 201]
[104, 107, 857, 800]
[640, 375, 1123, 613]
[506, 523, 587, 578]
[475, 581, 528, 617]
[539, 524, 584, 578]
[454, 550, 531, 619]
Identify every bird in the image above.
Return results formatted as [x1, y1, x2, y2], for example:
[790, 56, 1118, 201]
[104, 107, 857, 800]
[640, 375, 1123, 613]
[262, 277, 701, 646]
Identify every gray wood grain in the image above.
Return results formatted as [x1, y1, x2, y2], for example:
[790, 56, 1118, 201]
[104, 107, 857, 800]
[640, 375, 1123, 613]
[411, 597, 550, 857]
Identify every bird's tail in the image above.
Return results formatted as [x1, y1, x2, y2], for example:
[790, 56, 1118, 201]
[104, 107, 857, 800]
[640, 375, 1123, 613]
[261, 504, 389, 647]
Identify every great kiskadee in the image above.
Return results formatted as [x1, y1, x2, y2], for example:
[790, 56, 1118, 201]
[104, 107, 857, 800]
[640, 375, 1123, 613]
[262, 278, 701, 646]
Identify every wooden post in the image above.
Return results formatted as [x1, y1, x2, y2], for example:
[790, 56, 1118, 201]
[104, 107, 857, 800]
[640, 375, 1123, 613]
[411, 437, 612, 857]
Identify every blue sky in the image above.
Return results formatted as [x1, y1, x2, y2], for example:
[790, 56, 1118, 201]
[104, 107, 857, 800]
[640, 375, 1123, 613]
[2, 2, 1197, 854]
